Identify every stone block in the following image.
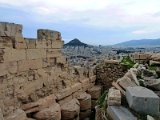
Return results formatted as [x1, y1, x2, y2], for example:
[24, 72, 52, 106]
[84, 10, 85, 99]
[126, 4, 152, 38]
[56, 87, 73, 100]
[0, 48, 26, 62]
[77, 93, 91, 111]
[46, 49, 61, 58]
[58, 95, 73, 106]
[37, 29, 60, 41]
[107, 88, 121, 106]
[126, 86, 160, 115]
[52, 40, 64, 49]
[87, 86, 101, 100]
[25, 38, 36, 49]
[5, 109, 27, 120]
[107, 106, 137, 120]
[17, 59, 42, 72]
[118, 76, 137, 90]
[57, 56, 66, 64]
[22, 94, 57, 113]
[33, 103, 61, 120]
[43, 57, 57, 67]
[36, 40, 47, 49]
[17, 60, 30, 72]
[81, 78, 90, 91]
[71, 82, 82, 93]
[0, 22, 23, 37]
[0, 63, 7, 76]
[61, 98, 80, 120]
[0, 36, 13, 48]
[7, 61, 18, 74]
[72, 91, 84, 99]
[26, 49, 46, 60]
[14, 37, 27, 49]
[29, 59, 43, 70]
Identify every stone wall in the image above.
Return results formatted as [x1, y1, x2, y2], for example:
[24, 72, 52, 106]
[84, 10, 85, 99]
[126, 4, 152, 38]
[95, 60, 127, 89]
[0, 22, 97, 120]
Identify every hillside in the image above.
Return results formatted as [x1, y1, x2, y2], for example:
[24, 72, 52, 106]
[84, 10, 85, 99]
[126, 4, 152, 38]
[64, 38, 89, 47]
[114, 38, 160, 47]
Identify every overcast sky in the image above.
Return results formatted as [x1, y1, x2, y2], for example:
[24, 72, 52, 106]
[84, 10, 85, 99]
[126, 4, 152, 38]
[0, 0, 160, 45]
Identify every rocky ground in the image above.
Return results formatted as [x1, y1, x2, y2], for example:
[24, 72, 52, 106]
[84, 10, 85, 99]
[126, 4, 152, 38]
[96, 62, 160, 120]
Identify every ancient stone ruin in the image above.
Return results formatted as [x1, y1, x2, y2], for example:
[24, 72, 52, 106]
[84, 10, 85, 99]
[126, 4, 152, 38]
[1, 22, 160, 120]
[0, 22, 100, 120]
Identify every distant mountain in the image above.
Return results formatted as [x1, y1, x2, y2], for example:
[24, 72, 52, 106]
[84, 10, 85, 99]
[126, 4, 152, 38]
[114, 38, 160, 47]
[64, 38, 89, 47]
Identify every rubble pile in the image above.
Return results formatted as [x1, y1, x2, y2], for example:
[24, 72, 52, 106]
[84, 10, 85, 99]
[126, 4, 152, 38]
[96, 60, 127, 89]
[103, 63, 160, 120]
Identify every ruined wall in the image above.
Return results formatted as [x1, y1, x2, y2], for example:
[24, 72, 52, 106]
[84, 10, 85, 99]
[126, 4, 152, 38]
[0, 22, 97, 120]
[95, 60, 127, 89]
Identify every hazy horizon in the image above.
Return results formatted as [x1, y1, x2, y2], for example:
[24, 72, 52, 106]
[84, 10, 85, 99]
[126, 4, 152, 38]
[1, 0, 160, 45]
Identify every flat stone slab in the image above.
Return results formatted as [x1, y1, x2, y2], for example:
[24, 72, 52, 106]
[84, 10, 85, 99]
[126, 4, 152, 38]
[107, 106, 137, 120]
[126, 86, 160, 115]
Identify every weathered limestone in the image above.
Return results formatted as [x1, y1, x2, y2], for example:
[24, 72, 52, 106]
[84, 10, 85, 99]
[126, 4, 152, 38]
[76, 92, 92, 119]
[107, 88, 121, 106]
[0, 108, 4, 120]
[87, 86, 101, 100]
[117, 76, 137, 90]
[33, 103, 61, 120]
[77, 93, 91, 111]
[0, 22, 23, 37]
[58, 95, 73, 106]
[26, 49, 46, 60]
[0, 22, 97, 120]
[37, 29, 60, 41]
[61, 98, 80, 120]
[71, 82, 82, 93]
[81, 78, 91, 91]
[107, 106, 137, 120]
[22, 94, 57, 113]
[126, 86, 160, 115]
[25, 38, 36, 49]
[0, 48, 26, 62]
[5, 109, 27, 120]
[56, 87, 73, 100]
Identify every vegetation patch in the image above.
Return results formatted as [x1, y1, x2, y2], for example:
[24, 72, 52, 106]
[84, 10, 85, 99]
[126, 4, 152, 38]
[120, 56, 135, 69]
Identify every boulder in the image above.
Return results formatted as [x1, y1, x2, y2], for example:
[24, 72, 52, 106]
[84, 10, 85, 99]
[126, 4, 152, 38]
[107, 106, 137, 120]
[33, 103, 61, 120]
[61, 98, 80, 120]
[126, 86, 159, 115]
